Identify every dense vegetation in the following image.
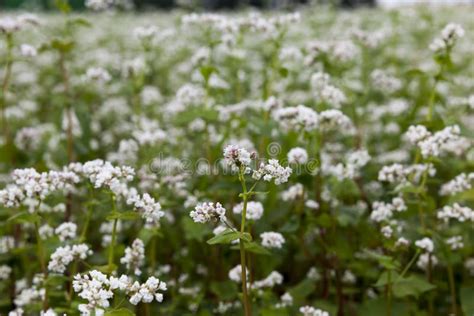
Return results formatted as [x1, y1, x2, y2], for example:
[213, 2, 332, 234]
[0, 5, 473, 316]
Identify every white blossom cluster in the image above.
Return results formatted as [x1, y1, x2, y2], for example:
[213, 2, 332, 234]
[299, 306, 329, 316]
[223, 145, 255, 171]
[415, 237, 434, 253]
[311, 72, 347, 108]
[54, 222, 77, 241]
[446, 236, 464, 250]
[406, 125, 466, 158]
[120, 238, 145, 276]
[73, 270, 166, 315]
[233, 201, 264, 220]
[429, 23, 465, 53]
[252, 159, 292, 185]
[0, 14, 40, 34]
[252, 271, 283, 290]
[281, 183, 305, 201]
[260, 232, 285, 249]
[190, 202, 227, 223]
[378, 163, 436, 185]
[437, 203, 474, 223]
[126, 189, 165, 224]
[370, 197, 407, 222]
[48, 244, 92, 274]
[287, 147, 309, 164]
[440, 173, 474, 196]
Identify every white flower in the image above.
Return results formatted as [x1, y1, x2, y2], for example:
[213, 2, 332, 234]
[252, 159, 292, 185]
[437, 203, 474, 223]
[415, 237, 434, 253]
[48, 244, 92, 274]
[252, 271, 283, 289]
[299, 306, 329, 316]
[0, 265, 12, 280]
[228, 264, 247, 283]
[260, 232, 285, 249]
[446, 236, 464, 250]
[120, 239, 145, 276]
[20, 44, 37, 57]
[190, 202, 227, 223]
[55, 222, 77, 242]
[288, 147, 308, 164]
[233, 201, 263, 221]
[223, 145, 254, 171]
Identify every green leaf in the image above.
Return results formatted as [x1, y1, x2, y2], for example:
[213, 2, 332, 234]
[392, 275, 435, 298]
[7, 211, 41, 224]
[210, 281, 238, 300]
[54, 0, 71, 13]
[288, 278, 315, 305]
[106, 211, 140, 221]
[105, 308, 135, 316]
[93, 264, 117, 274]
[242, 241, 271, 255]
[460, 286, 474, 315]
[365, 250, 400, 270]
[207, 229, 251, 245]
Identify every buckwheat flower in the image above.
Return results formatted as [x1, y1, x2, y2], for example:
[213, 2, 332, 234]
[437, 203, 474, 223]
[342, 270, 356, 284]
[0, 265, 12, 280]
[38, 224, 54, 239]
[8, 308, 24, 316]
[415, 238, 434, 253]
[40, 309, 57, 316]
[370, 197, 406, 223]
[440, 173, 474, 196]
[381, 226, 393, 238]
[318, 109, 352, 132]
[0, 236, 14, 256]
[252, 159, 292, 185]
[417, 125, 461, 158]
[299, 306, 329, 316]
[84, 0, 113, 10]
[446, 236, 464, 250]
[223, 145, 254, 172]
[140, 86, 162, 106]
[395, 237, 410, 247]
[252, 271, 283, 289]
[20, 44, 37, 57]
[0, 185, 25, 208]
[128, 276, 167, 305]
[405, 125, 431, 145]
[260, 232, 285, 249]
[54, 222, 77, 242]
[48, 244, 92, 274]
[371, 69, 402, 93]
[275, 292, 293, 308]
[85, 67, 111, 84]
[228, 264, 247, 283]
[126, 190, 164, 224]
[73, 270, 113, 315]
[378, 163, 405, 183]
[281, 183, 304, 201]
[273, 105, 319, 132]
[120, 239, 145, 276]
[133, 25, 158, 41]
[305, 199, 319, 209]
[233, 201, 263, 220]
[417, 253, 438, 271]
[0, 17, 21, 33]
[288, 147, 308, 164]
[190, 202, 227, 223]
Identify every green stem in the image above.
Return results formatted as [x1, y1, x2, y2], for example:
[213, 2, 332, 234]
[447, 263, 457, 315]
[238, 170, 252, 316]
[108, 194, 118, 270]
[33, 204, 49, 310]
[398, 250, 420, 281]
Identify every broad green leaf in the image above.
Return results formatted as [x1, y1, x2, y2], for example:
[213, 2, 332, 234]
[207, 229, 251, 245]
[7, 211, 41, 224]
[392, 275, 435, 298]
[242, 241, 271, 255]
[105, 308, 135, 316]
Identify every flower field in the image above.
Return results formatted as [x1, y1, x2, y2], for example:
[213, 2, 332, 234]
[0, 5, 473, 316]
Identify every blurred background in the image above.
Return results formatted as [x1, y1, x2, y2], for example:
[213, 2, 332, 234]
[0, 0, 473, 12]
